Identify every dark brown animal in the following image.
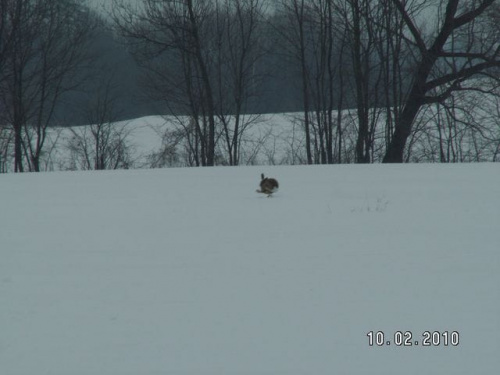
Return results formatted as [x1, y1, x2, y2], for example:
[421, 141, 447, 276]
[256, 173, 279, 196]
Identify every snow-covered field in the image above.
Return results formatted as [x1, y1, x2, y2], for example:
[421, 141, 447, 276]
[1, 163, 499, 374]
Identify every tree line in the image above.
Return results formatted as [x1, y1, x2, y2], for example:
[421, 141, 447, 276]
[1, 0, 499, 172]
[0, 0, 97, 171]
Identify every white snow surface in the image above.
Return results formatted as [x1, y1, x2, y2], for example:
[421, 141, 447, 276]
[1, 164, 499, 374]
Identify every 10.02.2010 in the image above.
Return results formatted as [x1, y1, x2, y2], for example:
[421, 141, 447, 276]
[366, 331, 459, 347]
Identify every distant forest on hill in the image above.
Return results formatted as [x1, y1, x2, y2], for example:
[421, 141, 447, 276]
[57, 19, 320, 126]
[1, 0, 499, 171]
[63, 18, 336, 123]
[55, 9, 362, 123]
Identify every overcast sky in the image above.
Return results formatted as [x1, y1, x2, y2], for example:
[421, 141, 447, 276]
[89, 0, 131, 12]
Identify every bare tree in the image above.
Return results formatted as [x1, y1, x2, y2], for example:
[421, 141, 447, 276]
[337, 0, 382, 163]
[213, 0, 266, 166]
[375, 0, 410, 155]
[306, 0, 343, 164]
[113, 0, 219, 166]
[277, 0, 313, 164]
[383, 0, 500, 162]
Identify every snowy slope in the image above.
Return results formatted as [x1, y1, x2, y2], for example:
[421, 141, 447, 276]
[1, 164, 499, 374]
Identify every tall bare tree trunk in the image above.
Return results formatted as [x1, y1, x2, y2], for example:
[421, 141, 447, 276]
[187, 0, 216, 166]
[295, 0, 312, 165]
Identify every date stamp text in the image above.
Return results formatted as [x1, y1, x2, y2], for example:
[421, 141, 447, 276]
[366, 331, 459, 347]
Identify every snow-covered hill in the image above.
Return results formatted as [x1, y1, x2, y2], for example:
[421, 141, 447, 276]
[52, 113, 308, 170]
[1, 164, 499, 374]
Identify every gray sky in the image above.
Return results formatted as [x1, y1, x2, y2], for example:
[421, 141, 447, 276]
[87, 0, 107, 12]
[89, 0, 132, 12]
